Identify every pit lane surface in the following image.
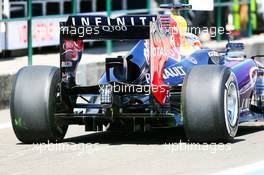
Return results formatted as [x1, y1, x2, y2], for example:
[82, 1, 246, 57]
[0, 109, 264, 175]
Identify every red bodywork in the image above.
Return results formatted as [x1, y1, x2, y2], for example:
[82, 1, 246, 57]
[150, 17, 181, 105]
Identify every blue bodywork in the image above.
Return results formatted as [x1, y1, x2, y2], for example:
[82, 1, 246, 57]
[99, 40, 263, 125]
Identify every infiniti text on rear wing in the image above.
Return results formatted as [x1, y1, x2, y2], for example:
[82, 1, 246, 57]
[60, 15, 157, 40]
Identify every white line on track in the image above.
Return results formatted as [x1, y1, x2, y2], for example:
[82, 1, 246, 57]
[214, 161, 264, 175]
[0, 122, 12, 129]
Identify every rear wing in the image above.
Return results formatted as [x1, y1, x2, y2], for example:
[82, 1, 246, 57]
[60, 15, 157, 40]
[60, 14, 172, 106]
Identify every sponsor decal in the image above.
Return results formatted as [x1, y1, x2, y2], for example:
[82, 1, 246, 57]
[143, 40, 181, 65]
[70, 16, 157, 26]
[186, 56, 198, 64]
[170, 17, 181, 48]
[159, 15, 171, 30]
[240, 66, 258, 95]
[145, 66, 186, 83]
[152, 46, 168, 57]
[208, 51, 220, 58]
[250, 67, 258, 85]
[101, 25, 127, 32]
[208, 51, 222, 64]
[62, 39, 83, 61]
[144, 40, 150, 65]
[163, 66, 186, 79]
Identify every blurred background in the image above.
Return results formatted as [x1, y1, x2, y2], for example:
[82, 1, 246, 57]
[0, 0, 264, 109]
[0, 0, 263, 57]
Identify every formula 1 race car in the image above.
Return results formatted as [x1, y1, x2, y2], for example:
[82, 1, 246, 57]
[10, 3, 264, 143]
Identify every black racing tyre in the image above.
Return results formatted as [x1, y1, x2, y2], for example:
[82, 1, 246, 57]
[10, 66, 69, 143]
[182, 65, 240, 143]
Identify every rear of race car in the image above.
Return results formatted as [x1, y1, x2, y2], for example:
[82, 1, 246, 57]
[10, 3, 264, 144]
[57, 14, 181, 132]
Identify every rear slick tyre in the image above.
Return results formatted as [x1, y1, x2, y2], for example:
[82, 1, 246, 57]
[182, 65, 240, 143]
[10, 66, 68, 143]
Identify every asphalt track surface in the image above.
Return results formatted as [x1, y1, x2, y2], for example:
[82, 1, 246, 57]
[0, 109, 264, 175]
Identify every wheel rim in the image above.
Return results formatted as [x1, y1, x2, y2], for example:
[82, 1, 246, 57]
[226, 82, 239, 127]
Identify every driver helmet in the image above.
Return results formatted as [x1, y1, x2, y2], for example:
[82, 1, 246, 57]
[171, 14, 188, 35]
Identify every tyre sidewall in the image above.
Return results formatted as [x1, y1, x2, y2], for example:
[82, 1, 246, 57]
[10, 66, 68, 143]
